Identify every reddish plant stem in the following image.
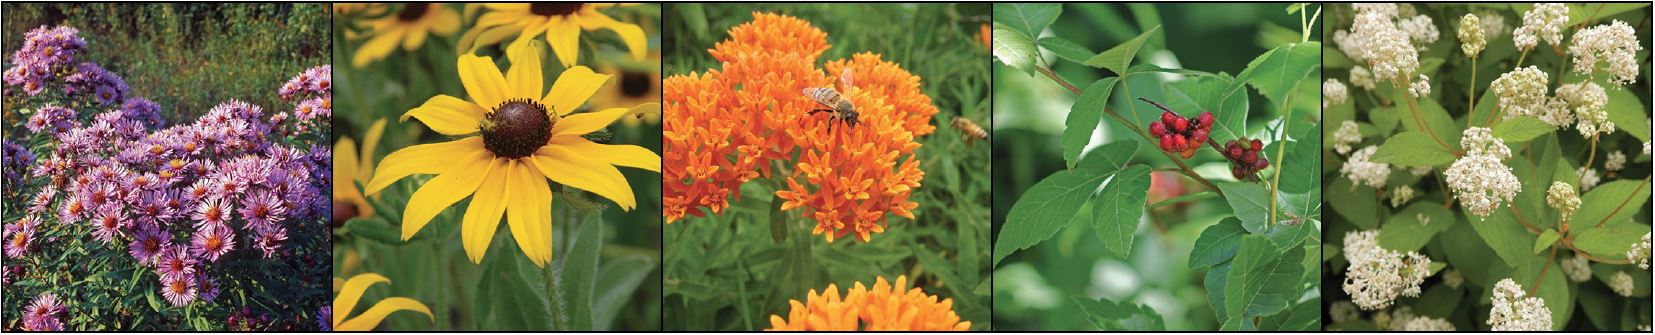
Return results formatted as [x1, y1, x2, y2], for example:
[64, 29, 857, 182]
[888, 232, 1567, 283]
[1530, 246, 1557, 297]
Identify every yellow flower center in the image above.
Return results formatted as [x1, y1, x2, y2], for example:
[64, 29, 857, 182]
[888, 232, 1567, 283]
[397, 3, 430, 22]
[530, 3, 583, 17]
[480, 98, 554, 159]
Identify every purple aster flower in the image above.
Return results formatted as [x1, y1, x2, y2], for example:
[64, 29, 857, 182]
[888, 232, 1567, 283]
[121, 97, 164, 129]
[127, 223, 168, 266]
[196, 272, 220, 304]
[184, 178, 214, 204]
[90, 208, 128, 244]
[192, 197, 231, 229]
[251, 223, 287, 258]
[26, 105, 77, 135]
[22, 292, 65, 331]
[58, 195, 87, 223]
[82, 182, 116, 211]
[155, 246, 197, 281]
[5, 217, 39, 259]
[65, 62, 127, 104]
[161, 274, 196, 307]
[317, 306, 331, 331]
[27, 186, 55, 215]
[2, 140, 34, 188]
[238, 190, 286, 228]
[191, 222, 235, 263]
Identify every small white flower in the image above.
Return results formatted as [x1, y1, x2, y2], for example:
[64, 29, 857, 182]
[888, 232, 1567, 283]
[1352, 3, 1399, 18]
[1408, 165, 1431, 176]
[1610, 271, 1636, 297]
[1334, 120, 1361, 155]
[1444, 268, 1465, 288]
[1577, 167, 1600, 192]
[1408, 74, 1431, 98]
[1404, 316, 1456, 331]
[1343, 230, 1431, 310]
[1630, 232, 1651, 270]
[1325, 79, 1349, 108]
[1491, 66, 1554, 124]
[1641, 324, 1651, 332]
[1489, 278, 1553, 331]
[1514, 3, 1569, 52]
[1445, 128, 1520, 219]
[1645, 141, 1651, 156]
[1350, 66, 1378, 91]
[1569, 20, 1643, 86]
[1375, 305, 1416, 330]
[1331, 300, 1361, 324]
[1342, 146, 1392, 189]
[1352, 8, 1419, 83]
[1546, 181, 1581, 221]
[1390, 185, 1414, 208]
[1459, 13, 1486, 57]
[1556, 81, 1613, 138]
[1477, 10, 1509, 41]
[1398, 15, 1440, 47]
[1561, 252, 1592, 282]
[1606, 151, 1627, 171]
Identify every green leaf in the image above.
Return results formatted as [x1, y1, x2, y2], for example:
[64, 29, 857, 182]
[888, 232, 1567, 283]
[561, 220, 604, 330]
[1094, 165, 1152, 259]
[1084, 25, 1162, 75]
[1188, 218, 1246, 269]
[1572, 224, 1650, 260]
[1259, 298, 1320, 331]
[477, 238, 554, 330]
[1468, 207, 1534, 267]
[1514, 254, 1572, 331]
[1166, 73, 1249, 143]
[991, 23, 1040, 75]
[994, 168, 1112, 265]
[1125, 63, 1217, 78]
[1205, 262, 1233, 316]
[1073, 297, 1166, 331]
[1606, 85, 1650, 142]
[1286, 3, 1305, 14]
[1218, 182, 1272, 234]
[1327, 179, 1380, 229]
[1261, 221, 1316, 255]
[1076, 134, 1138, 173]
[1490, 116, 1555, 143]
[1575, 180, 1651, 229]
[1224, 235, 1305, 318]
[1063, 78, 1121, 168]
[344, 217, 412, 246]
[1242, 42, 1321, 109]
[1370, 131, 1456, 166]
[1276, 123, 1320, 194]
[1567, 3, 1651, 26]
[1038, 36, 1094, 64]
[1395, 89, 1462, 151]
[592, 254, 655, 330]
[1534, 229, 1560, 255]
[1412, 284, 1462, 318]
[1376, 201, 1455, 252]
[993, 3, 1061, 38]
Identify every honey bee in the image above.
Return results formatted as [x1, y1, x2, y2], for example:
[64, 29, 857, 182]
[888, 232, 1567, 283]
[951, 116, 988, 146]
[802, 68, 860, 131]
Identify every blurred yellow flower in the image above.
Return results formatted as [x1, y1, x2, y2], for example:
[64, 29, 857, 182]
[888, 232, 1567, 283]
[767, 275, 970, 331]
[332, 273, 432, 331]
[351, 3, 462, 68]
[364, 41, 659, 267]
[458, 3, 647, 67]
[593, 51, 661, 127]
[332, 118, 386, 225]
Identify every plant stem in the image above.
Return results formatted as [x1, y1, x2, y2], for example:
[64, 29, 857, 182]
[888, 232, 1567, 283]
[1530, 246, 1557, 297]
[1578, 134, 1599, 187]
[1516, 49, 1530, 68]
[1401, 86, 1459, 154]
[1267, 91, 1298, 227]
[1594, 176, 1652, 229]
[1469, 55, 1481, 124]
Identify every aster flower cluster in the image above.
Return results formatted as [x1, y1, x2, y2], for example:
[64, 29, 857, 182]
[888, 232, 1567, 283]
[1489, 278, 1553, 331]
[1443, 127, 1520, 219]
[21, 292, 66, 331]
[62, 62, 129, 105]
[3, 25, 86, 96]
[1342, 230, 1432, 310]
[276, 65, 333, 134]
[3, 140, 36, 196]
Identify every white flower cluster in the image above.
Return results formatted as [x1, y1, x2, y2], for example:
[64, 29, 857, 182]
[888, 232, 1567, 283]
[1408, 74, 1431, 97]
[1342, 146, 1391, 189]
[1398, 14, 1440, 47]
[1545, 181, 1581, 221]
[1577, 167, 1600, 192]
[1407, 165, 1431, 176]
[1569, 20, 1643, 86]
[1390, 184, 1414, 208]
[1606, 151, 1626, 172]
[1373, 305, 1415, 330]
[1339, 4, 1419, 84]
[1334, 120, 1361, 155]
[1491, 66, 1558, 125]
[1445, 128, 1520, 219]
[1459, 13, 1486, 57]
[1343, 230, 1431, 310]
[1325, 78, 1349, 108]
[1645, 141, 1651, 156]
[1489, 278, 1553, 331]
[1330, 300, 1361, 323]
[1478, 10, 1509, 41]
[1610, 271, 1636, 297]
[1444, 268, 1465, 288]
[1631, 232, 1651, 270]
[1514, 3, 1569, 52]
[1561, 252, 1592, 282]
[1403, 317, 1456, 331]
[1556, 81, 1613, 138]
[1349, 66, 1378, 90]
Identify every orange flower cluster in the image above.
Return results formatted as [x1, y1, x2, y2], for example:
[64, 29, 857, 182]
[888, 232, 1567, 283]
[766, 275, 971, 331]
[664, 12, 935, 244]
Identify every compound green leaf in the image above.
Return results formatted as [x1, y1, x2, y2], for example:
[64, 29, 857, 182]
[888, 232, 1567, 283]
[1218, 182, 1273, 234]
[1038, 36, 1094, 64]
[1094, 165, 1152, 259]
[1076, 139, 1138, 173]
[1084, 25, 1162, 75]
[1063, 78, 1120, 168]
[993, 3, 1061, 38]
[991, 23, 1039, 75]
[1189, 217, 1246, 269]
[1074, 297, 1166, 331]
[1242, 42, 1321, 110]
[994, 168, 1112, 265]
[1224, 235, 1305, 319]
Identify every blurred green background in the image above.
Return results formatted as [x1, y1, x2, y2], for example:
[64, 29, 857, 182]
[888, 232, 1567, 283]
[1, 3, 329, 120]
[662, 3, 994, 330]
[991, 3, 1318, 331]
[329, 4, 662, 331]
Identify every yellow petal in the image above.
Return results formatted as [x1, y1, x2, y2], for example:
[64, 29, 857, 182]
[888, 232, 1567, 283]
[401, 23, 428, 51]
[543, 16, 582, 67]
[352, 26, 405, 68]
[336, 297, 434, 331]
[364, 137, 484, 195]
[578, 11, 648, 61]
[401, 95, 484, 136]
[458, 25, 521, 54]
[332, 273, 389, 327]
[333, 137, 361, 197]
[504, 41, 544, 101]
[549, 135, 660, 172]
[461, 159, 511, 264]
[543, 66, 611, 116]
[457, 53, 509, 110]
[507, 161, 553, 267]
[483, 3, 528, 11]
[550, 103, 656, 136]
[401, 151, 494, 240]
[475, 10, 525, 28]
[358, 118, 388, 184]
[530, 145, 636, 210]
[429, 5, 463, 35]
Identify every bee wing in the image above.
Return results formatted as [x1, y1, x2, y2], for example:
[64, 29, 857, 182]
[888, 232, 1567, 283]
[838, 68, 854, 89]
[802, 87, 840, 107]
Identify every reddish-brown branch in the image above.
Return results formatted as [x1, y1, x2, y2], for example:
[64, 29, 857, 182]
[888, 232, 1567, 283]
[1530, 246, 1557, 297]
[1595, 176, 1652, 228]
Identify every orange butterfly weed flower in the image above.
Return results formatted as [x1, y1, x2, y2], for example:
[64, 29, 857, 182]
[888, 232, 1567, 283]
[766, 275, 971, 331]
[665, 12, 934, 243]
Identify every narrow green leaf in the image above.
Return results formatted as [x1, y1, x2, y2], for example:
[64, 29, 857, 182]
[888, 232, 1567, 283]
[1490, 116, 1555, 143]
[1575, 180, 1651, 229]
[994, 168, 1112, 265]
[1224, 235, 1305, 318]
[1038, 36, 1094, 64]
[1074, 297, 1166, 330]
[1084, 25, 1162, 75]
[1188, 218, 1246, 269]
[1286, 3, 1305, 14]
[1242, 42, 1321, 109]
[1063, 78, 1120, 168]
[1370, 131, 1456, 166]
[993, 3, 1061, 38]
[1218, 182, 1273, 233]
[1533, 229, 1560, 255]
[991, 23, 1039, 75]
[1572, 224, 1650, 260]
[1094, 165, 1152, 259]
[592, 254, 655, 330]
[562, 221, 604, 330]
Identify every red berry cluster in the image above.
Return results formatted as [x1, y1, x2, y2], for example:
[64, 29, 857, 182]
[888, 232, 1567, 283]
[1223, 138, 1269, 180]
[1148, 109, 1214, 159]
